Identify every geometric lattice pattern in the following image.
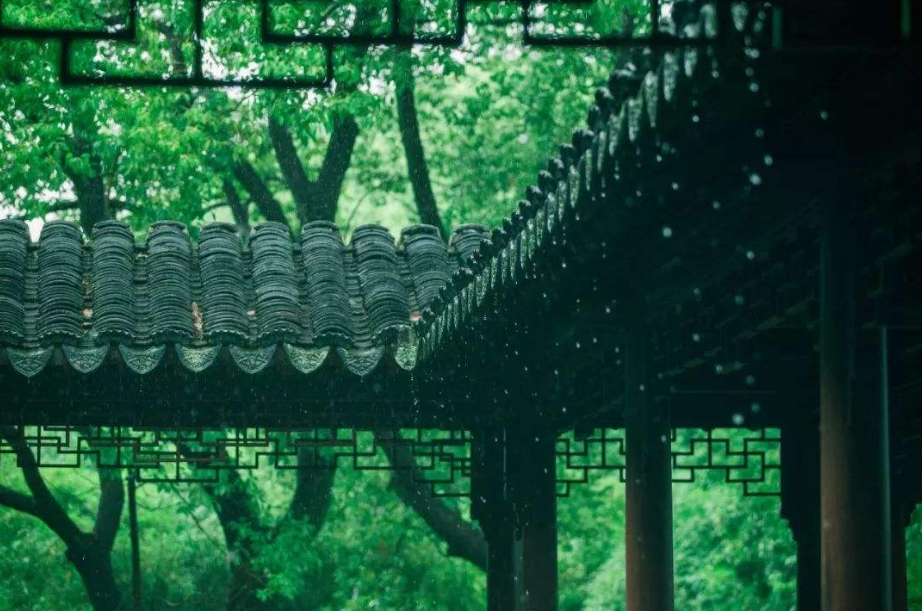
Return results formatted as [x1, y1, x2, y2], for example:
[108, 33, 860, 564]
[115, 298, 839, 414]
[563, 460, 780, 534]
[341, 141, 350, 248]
[0, 0, 718, 89]
[0, 426, 472, 497]
[670, 428, 781, 497]
[556, 428, 627, 497]
[555, 428, 781, 498]
[2, 426, 781, 498]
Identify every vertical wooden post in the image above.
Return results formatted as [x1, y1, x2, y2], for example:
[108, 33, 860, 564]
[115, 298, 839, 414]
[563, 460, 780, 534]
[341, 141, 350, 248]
[128, 470, 142, 611]
[624, 297, 674, 611]
[508, 429, 558, 611]
[781, 411, 820, 611]
[819, 192, 891, 611]
[891, 504, 908, 611]
[890, 435, 922, 611]
[473, 428, 517, 611]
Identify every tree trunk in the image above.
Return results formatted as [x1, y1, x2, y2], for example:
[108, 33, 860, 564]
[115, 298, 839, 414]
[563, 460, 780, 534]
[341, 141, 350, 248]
[233, 162, 288, 225]
[310, 115, 359, 224]
[394, 53, 445, 239]
[226, 555, 273, 611]
[379, 433, 487, 570]
[71, 162, 109, 234]
[0, 428, 126, 611]
[269, 119, 315, 220]
[223, 180, 251, 236]
[67, 541, 127, 611]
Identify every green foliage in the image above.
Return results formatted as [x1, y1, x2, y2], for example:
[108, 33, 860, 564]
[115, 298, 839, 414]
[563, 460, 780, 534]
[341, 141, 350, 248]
[0, 0, 628, 234]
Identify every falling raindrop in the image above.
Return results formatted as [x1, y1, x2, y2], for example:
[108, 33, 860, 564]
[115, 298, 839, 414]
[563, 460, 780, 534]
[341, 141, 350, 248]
[662, 226, 674, 238]
[732, 413, 745, 425]
[749, 173, 762, 186]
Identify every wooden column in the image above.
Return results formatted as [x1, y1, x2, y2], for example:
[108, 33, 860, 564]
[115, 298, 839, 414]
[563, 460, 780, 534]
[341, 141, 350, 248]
[508, 430, 558, 611]
[128, 470, 142, 611]
[473, 428, 517, 611]
[891, 505, 908, 611]
[781, 412, 820, 611]
[819, 192, 891, 611]
[624, 298, 674, 611]
[472, 428, 517, 611]
[890, 435, 922, 611]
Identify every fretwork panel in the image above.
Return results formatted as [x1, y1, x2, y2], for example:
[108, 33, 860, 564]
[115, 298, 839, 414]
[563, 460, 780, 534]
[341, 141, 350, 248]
[1, 425, 781, 498]
[555, 428, 781, 497]
[0, 426, 472, 497]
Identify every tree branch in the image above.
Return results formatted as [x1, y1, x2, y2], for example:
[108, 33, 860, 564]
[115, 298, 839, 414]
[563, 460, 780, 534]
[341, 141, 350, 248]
[269, 118, 315, 221]
[232, 162, 290, 228]
[312, 115, 359, 223]
[153, 21, 189, 76]
[176, 441, 272, 611]
[222, 180, 251, 236]
[0, 484, 40, 518]
[288, 447, 337, 529]
[394, 52, 445, 239]
[66, 158, 110, 234]
[0, 426, 84, 546]
[376, 432, 487, 570]
[93, 470, 125, 553]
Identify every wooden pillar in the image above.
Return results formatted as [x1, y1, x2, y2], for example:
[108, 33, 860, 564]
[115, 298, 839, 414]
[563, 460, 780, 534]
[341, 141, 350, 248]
[891, 504, 908, 611]
[781, 412, 820, 611]
[624, 298, 674, 611]
[819, 192, 891, 611]
[508, 430, 558, 611]
[471, 427, 517, 611]
[890, 435, 922, 611]
[128, 470, 142, 611]
[472, 428, 516, 611]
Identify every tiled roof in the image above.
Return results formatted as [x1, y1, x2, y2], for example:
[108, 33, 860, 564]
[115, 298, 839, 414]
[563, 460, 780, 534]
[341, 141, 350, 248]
[414, 3, 764, 363]
[0, 218, 489, 377]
